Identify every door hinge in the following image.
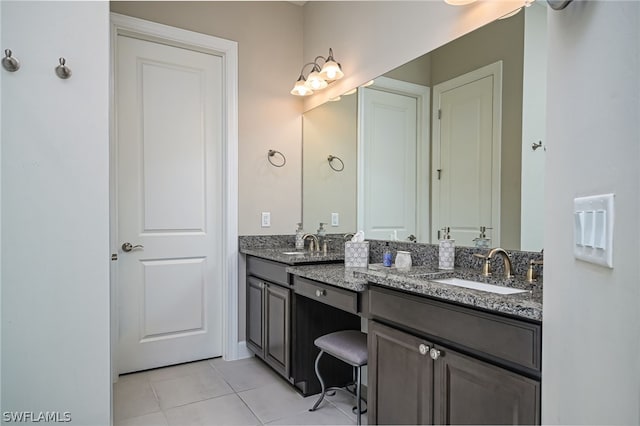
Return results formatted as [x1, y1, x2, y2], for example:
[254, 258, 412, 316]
[437, 169, 442, 180]
[437, 109, 441, 119]
[111, 253, 118, 261]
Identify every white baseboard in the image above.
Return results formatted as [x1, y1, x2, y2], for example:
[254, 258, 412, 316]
[224, 341, 252, 361]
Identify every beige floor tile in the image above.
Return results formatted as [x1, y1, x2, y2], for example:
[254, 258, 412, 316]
[266, 405, 355, 425]
[325, 390, 369, 425]
[113, 377, 161, 422]
[151, 367, 234, 409]
[237, 380, 313, 424]
[164, 393, 260, 426]
[210, 356, 280, 392]
[115, 411, 168, 426]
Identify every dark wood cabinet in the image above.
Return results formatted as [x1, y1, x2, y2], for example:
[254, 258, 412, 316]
[368, 286, 541, 425]
[433, 347, 539, 425]
[246, 259, 291, 379]
[368, 321, 434, 425]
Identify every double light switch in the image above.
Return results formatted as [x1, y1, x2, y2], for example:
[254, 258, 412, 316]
[574, 193, 614, 268]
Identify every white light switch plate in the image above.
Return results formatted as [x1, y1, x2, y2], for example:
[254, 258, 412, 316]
[331, 213, 339, 227]
[574, 193, 614, 268]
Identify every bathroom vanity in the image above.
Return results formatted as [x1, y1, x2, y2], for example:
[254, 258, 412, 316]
[240, 236, 543, 425]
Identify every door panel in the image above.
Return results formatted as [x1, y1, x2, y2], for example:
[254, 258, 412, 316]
[265, 284, 290, 376]
[116, 34, 223, 373]
[360, 88, 418, 241]
[434, 347, 540, 425]
[368, 321, 433, 425]
[432, 63, 502, 247]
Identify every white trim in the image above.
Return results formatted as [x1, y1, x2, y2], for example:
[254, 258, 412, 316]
[109, 13, 240, 380]
[357, 76, 431, 242]
[236, 341, 253, 360]
[431, 61, 503, 245]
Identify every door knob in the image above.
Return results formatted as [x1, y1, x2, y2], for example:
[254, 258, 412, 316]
[121, 242, 144, 252]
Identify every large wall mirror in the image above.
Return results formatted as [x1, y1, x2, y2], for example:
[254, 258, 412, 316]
[302, 4, 547, 251]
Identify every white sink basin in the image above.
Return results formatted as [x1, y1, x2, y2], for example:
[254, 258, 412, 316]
[433, 278, 527, 295]
[281, 251, 305, 255]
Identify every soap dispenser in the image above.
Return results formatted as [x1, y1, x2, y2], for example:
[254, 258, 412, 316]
[295, 222, 305, 250]
[473, 226, 492, 249]
[317, 222, 327, 248]
[438, 227, 455, 270]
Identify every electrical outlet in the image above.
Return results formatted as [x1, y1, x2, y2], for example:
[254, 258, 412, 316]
[261, 212, 271, 228]
[331, 212, 339, 227]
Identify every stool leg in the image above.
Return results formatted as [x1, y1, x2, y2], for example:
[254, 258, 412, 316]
[309, 350, 326, 412]
[356, 365, 362, 426]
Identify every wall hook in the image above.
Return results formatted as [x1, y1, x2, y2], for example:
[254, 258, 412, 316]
[327, 155, 344, 172]
[267, 149, 286, 167]
[55, 57, 72, 79]
[2, 49, 20, 72]
[531, 141, 543, 151]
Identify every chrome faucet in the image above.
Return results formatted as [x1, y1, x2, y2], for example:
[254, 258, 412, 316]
[474, 247, 513, 278]
[302, 233, 319, 252]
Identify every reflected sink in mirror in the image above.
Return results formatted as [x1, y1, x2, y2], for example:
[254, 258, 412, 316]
[432, 278, 527, 295]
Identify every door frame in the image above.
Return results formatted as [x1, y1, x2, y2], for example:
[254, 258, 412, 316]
[109, 13, 240, 380]
[356, 76, 431, 242]
[431, 61, 502, 245]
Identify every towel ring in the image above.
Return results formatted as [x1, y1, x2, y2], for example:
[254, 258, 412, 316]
[327, 155, 344, 172]
[2, 49, 20, 72]
[268, 149, 286, 167]
[55, 57, 72, 79]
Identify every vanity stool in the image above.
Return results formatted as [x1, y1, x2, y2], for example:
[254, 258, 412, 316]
[309, 330, 368, 425]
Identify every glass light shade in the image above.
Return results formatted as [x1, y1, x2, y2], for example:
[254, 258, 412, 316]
[319, 60, 344, 81]
[290, 79, 313, 96]
[304, 70, 328, 90]
[444, 0, 477, 4]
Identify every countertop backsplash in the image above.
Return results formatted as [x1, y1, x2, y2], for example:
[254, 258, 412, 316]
[239, 235, 543, 278]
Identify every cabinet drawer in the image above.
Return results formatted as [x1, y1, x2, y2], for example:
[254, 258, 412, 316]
[247, 256, 289, 286]
[293, 276, 358, 314]
[369, 286, 541, 373]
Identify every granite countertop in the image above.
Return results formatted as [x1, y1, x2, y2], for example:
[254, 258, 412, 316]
[240, 247, 344, 265]
[285, 262, 542, 322]
[357, 264, 543, 322]
[285, 264, 369, 291]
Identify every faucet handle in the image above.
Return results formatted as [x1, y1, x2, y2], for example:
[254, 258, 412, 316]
[474, 253, 491, 276]
[526, 259, 544, 282]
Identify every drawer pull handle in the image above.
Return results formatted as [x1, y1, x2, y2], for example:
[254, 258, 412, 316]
[429, 348, 441, 360]
[315, 289, 326, 297]
[418, 344, 429, 355]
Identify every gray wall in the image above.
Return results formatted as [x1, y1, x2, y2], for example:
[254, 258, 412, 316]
[542, 1, 640, 423]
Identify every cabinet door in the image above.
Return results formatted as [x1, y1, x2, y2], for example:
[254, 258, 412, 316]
[368, 321, 433, 425]
[246, 277, 265, 355]
[433, 347, 540, 425]
[265, 283, 290, 377]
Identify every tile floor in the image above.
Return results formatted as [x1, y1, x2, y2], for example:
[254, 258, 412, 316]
[113, 356, 367, 426]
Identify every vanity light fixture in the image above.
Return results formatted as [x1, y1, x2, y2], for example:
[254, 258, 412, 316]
[444, 0, 477, 5]
[290, 48, 344, 96]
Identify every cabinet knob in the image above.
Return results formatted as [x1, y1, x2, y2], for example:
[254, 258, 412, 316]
[315, 289, 326, 297]
[429, 348, 441, 360]
[418, 344, 430, 355]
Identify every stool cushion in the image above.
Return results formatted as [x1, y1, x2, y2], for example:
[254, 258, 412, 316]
[314, 330, 368, 367]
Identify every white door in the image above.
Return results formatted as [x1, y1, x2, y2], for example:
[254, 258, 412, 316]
[116, 34, 223, 374]
[432, 63, 502, 247]
[359, 82, 424, 241]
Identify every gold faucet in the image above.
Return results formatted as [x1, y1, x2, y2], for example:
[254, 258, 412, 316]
[474, 248, 513, 278]
[302, 233, 319, 252]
